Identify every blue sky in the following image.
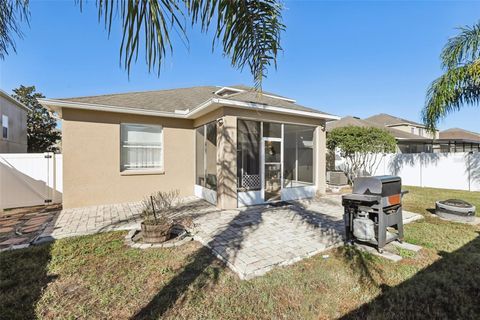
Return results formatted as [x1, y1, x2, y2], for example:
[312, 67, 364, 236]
[1, 0, 479, 131]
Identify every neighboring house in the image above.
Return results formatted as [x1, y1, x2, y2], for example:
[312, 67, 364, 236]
[365, 113, 438, 153]
[39, 85, 338, 209]
[326, 115, 434, 153]
[437, 128, 480, 152]
[327, 113, 480, 153]
[365, 113, 438, 139]
[0, 90, 29, 153]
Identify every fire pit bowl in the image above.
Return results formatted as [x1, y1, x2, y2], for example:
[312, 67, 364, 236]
[435, 199, 476, 222]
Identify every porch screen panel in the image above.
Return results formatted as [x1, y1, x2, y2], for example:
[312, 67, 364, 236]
[205, 122, 217, 190]
[195, 126, 205, 186]
[120, 124, 163, 171]
[237, 119, 261, 191]
[283, 125, 314, 187]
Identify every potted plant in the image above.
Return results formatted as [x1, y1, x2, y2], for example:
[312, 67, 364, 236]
[140, 190, 180, 243]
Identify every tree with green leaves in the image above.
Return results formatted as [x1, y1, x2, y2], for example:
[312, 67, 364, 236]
[423, 21, 480, 131]
[327, 126, 397, 183]
[12, 85, 61, 152]
[0, 0, 284, 89]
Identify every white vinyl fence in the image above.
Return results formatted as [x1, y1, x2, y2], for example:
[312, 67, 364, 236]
[336, 152, 480, 192]
[0, 153, 62, 210]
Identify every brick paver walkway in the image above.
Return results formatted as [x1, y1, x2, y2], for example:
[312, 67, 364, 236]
[37, 197, 218, 242]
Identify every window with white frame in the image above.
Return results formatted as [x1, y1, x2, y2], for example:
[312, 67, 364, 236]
[120, 123, 163, 171]
[2, 115, 8, 139]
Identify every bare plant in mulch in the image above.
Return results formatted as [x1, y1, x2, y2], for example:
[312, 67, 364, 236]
[140, 190, 184, 243]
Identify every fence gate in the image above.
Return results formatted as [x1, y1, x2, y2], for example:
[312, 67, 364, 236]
[0, 153, 62, 210]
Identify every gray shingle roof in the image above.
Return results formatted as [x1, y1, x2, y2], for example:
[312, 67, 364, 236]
[365, 113, 424, 127]
[59, 86, 218, 113]
[326, 116, 430, 140]
[439, 128, 480, 142]
[57, 85, 330, 116]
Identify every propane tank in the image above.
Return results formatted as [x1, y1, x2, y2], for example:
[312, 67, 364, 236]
[353, 211, 375, 241]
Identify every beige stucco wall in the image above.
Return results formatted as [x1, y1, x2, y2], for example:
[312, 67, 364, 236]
[216, 115, 237, 209]
[62, 108, 195, 208]
[389, 124, 438, 139]
[0, 96, 28, 153]
[61, 106, 328, 209]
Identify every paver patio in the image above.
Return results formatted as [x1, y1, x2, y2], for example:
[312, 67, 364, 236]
[4, 195, 423, 279]
[193, 201, 345, 279]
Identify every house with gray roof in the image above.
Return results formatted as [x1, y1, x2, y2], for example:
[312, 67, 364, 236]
[39, 85, 338, 209]
[326, 113, 480, 153]
[326, 115, 435, 153]
[437, 128, 480, 152]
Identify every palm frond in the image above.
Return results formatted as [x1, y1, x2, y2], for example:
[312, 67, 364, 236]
[76, 0, 188, 76]
[187, 0, 285, 90]
[76, 0, 284, 89]
[423, 60, 480, 131]
[441, 21, 480, 70]
[0, 0, 29, 59]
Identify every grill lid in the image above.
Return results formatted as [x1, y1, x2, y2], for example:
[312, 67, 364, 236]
[352, 175, 401, 196]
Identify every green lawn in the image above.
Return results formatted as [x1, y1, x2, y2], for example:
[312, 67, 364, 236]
[1, 187, 479, 319]
[403, 185, 480, 217]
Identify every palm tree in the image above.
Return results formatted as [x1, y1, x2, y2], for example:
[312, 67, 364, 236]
[0, 0, 284, 89]
[0, 0, 28, 58]
[423, 21, 480, 130]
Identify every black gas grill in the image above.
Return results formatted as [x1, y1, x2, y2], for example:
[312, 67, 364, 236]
[342, 176, 407, 252]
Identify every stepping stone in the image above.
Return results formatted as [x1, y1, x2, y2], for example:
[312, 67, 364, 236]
[19, 225, 43, 234]
[0, 220, 19, 227]
[0, 227, 14, 234]
[403, 211, 424, 224]
[390, 241, 422, 252]
[0, 237, 29, 246]
[353, 243, 403, 262]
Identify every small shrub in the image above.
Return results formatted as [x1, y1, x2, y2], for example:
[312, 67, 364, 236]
[327, 126, 397, 183]
[141, 190, 181, 225]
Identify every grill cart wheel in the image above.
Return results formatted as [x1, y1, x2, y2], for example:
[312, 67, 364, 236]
[435, 199, 476, 222]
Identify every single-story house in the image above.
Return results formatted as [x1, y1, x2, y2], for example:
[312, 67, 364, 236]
[39, 85, 338, 209]
[0, 89, 29, 153]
